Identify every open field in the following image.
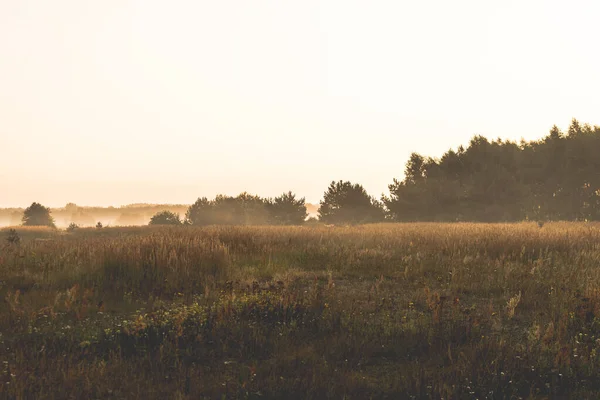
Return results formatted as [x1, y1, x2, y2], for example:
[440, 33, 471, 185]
[2, 223, 600, 399]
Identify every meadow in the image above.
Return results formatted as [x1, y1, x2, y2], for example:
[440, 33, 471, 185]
[2, 223, 600, 399]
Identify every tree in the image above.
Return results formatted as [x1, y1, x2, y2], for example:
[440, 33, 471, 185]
[267, 191, 307, 225]
[318, 181, 385, 224]
[224, 192, 270, 225]
[186, 193, 272, 225]
[149, 210, 182, 225]
[404, 153, 426, 184]
[22, 202, 55, 227]
[384, 119, 600, 222]
[185, 197, 214, 225]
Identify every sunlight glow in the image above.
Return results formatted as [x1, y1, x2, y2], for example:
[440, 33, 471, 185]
[1, 0, 598, 207]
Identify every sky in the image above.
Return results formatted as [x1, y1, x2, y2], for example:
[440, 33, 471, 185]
[1, 0, 599, 207]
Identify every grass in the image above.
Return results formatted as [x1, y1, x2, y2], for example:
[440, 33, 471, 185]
[1, 222, 600, 398]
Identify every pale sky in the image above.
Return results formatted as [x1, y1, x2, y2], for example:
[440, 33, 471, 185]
[1, 0, 599, 207]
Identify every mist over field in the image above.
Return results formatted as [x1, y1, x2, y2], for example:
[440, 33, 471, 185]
[0, 203, 321, 228]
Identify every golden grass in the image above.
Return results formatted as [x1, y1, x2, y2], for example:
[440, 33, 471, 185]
[1, 222, 600, 398]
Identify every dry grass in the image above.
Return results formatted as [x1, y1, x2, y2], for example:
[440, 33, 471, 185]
[2, 222, 600, 398]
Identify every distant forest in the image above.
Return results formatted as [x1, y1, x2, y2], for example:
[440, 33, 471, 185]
[2, 119, 599, 227]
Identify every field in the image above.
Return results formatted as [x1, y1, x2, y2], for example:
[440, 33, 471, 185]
[2, 223, 600, 399]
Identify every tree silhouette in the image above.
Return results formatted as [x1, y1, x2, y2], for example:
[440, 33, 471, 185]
[149, 210, 182, 225]
[319, 181, 385, 224]
[220, 192, 269, 225]
[267, 191, 307, 225]
[185, 193, 273, 226]
[22, 202, 55, 227]
[384, 119, 600, 222]
[185, 197, 214, 226]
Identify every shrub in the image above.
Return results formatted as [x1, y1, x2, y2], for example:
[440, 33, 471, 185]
[149, 211, 182, 225]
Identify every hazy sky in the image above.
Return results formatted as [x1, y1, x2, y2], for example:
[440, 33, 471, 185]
[1, 0, 599, 207]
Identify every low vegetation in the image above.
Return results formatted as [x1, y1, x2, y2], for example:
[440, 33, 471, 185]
[149, 210, 183, 226]
[2, 223, 600, 398]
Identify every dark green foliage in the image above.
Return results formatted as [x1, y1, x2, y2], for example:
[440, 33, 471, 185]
[149, 210, 182, 225]
[96, 221, 103, 229]
[384, 119, 600, 221]
[21, 202, 55, 227]
[318, 180, 385, 224]
[266, 191, 307, 225]
[66, 223, 79, 232]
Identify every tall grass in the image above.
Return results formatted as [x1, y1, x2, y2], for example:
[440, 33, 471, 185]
[1, 223, 600, 398]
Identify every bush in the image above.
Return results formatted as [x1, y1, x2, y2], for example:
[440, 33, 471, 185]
[149, 211, 182, 225]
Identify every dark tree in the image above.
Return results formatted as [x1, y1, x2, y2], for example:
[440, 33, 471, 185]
[22, 202, 55, 227]
[404, 153, 426, 184]
[185, 194, 271, 226]
[225, 192, 270, 225]
[267, 191, 307, 225]
[318, 181, 385, 224]
[149, 210, 182, 225]
[384, 119, 600, 222]
[185, 197, 214, 226]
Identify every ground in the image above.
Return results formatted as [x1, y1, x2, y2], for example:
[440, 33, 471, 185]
[1, 223, 600, 399]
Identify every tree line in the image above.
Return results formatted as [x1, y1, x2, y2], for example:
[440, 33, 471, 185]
[12, 119, 600, 227]
[384, 119, 600, 222]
